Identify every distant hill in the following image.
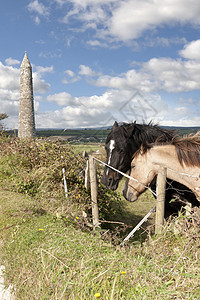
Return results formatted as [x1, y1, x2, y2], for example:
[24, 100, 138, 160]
[35, 126, 200, 144]
[6, 126, 200, 144]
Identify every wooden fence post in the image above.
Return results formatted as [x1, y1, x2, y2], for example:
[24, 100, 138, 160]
[155, 167, 167, 234]
[89, 156, 100, 229]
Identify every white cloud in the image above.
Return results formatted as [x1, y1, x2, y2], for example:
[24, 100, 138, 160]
[27, 0, 49, 25]
[64, 70, 75, 77]
[62, 77, 80, 84]
[35, 65, 54, 74]
[34, 16, 41, 25]
[5, 58, 20, 66]
[86, 40, 109, 48]
[79, 65, 100, 76]
[160, 107, 200, 127]
[62, 69, 80, 84]
[26, 0, 200, 46]
[0, 62, 20, 90]
[35, 39, 46, 45]
[39, 50, 62, 59]
[54, 0, 66, 5]
[27, 0, 49, 17]
[174, 106, 190, 115]
[0, 89, 19, 101]
[31, 37, 200, 128]
[180, 39, 200, 60]
[36, 89, 167, 128]
[59, 0, 200, 44]
[47, 92, 74, 106]
[144, 36, 187, 48]
[93, 43, 200, 93]
[32, 72, 50, 94]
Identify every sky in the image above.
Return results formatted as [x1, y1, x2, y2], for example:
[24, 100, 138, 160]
[1, 0, 200, 129]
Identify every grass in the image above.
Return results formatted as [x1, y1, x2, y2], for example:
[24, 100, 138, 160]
[72, 143, 105, 154]
[1, 191, 200, 299]
[0, 136, 200, 299]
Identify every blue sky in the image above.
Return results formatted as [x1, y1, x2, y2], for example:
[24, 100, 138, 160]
[1, 0, 200, 129]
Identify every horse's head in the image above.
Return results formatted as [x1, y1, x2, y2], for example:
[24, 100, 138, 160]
[123, 146, 156, 201]
[102, 121, 137, 190]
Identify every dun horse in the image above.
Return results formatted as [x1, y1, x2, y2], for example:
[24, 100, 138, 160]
[102, 121, 199, 211]
[123, 137, 200, 202]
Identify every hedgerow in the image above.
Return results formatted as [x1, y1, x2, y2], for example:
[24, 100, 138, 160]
[0, 137, 123, 229]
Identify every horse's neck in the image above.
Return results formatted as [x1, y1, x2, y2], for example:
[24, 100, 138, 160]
[151, 145, 197, 173]
[151, 145, 176, 167]
[151, 145, 200, 199]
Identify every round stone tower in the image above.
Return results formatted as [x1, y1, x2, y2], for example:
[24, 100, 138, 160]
[18, 52, 36, 139]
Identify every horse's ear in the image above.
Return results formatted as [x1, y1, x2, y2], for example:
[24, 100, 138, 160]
[112, 121, 118, 129]
[140, 144, 145, 155]
[127, 121, 136, 138]
[140, 142, 149, 154]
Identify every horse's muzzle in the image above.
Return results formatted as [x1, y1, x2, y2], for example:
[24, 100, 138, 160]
[101, 170, 120, 190]
[122, 189, 138, 202]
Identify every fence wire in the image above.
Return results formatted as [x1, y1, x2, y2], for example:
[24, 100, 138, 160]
[92, 156, 157, 197]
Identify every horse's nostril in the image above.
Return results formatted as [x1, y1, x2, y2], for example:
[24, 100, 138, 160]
[123, 189, 126, 198]
[123, 190, 134, 202]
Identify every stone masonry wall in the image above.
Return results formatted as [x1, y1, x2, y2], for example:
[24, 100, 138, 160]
[18, 52, 36, 139]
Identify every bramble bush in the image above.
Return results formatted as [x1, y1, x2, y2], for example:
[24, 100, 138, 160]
[0, 136, 122, 229]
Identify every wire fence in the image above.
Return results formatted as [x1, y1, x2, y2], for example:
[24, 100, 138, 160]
[84, 152, 199, 244]
[86, 155, 166, 243]
[92, 156, 157, 197]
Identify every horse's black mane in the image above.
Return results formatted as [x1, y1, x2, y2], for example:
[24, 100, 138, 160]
[132, 121, 176, 146]
[106, 121, 176, 149]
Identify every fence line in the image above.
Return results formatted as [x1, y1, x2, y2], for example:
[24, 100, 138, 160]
[93, 156, 198, 186]
[86, 153, 197, 241]
[86, 155, 167, 239]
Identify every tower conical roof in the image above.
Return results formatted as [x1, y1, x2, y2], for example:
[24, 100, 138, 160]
[21, 51, 31, 68]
